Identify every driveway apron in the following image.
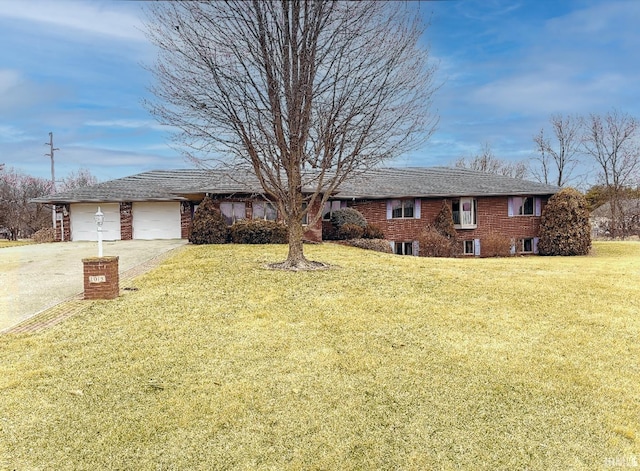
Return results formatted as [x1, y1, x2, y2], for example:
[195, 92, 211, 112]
[0, 240, 187, 332]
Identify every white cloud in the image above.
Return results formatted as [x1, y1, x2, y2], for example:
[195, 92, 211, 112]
[0, 1, 145, 42]
[84, 119, 171, 132]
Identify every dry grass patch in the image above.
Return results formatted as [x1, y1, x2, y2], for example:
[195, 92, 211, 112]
[0, 240, 33, 249]
[1, 242, 639, 470]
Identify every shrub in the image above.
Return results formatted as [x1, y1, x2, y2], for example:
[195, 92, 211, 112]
[538, 188, 591, 256]
[230, 219, 289, 244]
[189, 196, 230, 244]
[330, 207, 367, 229]
[362, 224, 385, 239]
[481, 233, 513, 257]
[418, 226, 459, 257]
[434, 200, 458, 241]
[345, 238, 392, 253]
[337, 223, 364, 240]
[32, 227, 55, 243]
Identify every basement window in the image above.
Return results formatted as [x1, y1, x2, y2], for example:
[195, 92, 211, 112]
[520, 238, 534, 253]
[393, 241, 414, 256]
[463, 240, 474, 255]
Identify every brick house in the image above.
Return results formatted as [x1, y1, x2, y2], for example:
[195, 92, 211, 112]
[33, 167, 558, 255]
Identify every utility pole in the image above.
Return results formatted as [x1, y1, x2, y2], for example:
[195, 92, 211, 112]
[44, 132, 60, 227]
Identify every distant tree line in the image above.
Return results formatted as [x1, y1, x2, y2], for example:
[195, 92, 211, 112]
[0, 167, 97, 240]
[454, 109, 640, 239]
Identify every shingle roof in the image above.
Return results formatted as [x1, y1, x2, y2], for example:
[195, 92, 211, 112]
[33, 167, 559, 204]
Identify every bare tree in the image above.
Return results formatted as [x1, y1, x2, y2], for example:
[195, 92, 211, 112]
[583, 110, 640, 238]
[531, 114, 583, 187]
[0, 168, 54, 240]
[58, 168, 98, 192]
[144, 1, 437, 269]
[454, 142, 527, 179]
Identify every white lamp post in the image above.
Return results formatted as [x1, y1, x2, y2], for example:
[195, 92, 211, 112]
[95, 207, 104, 257]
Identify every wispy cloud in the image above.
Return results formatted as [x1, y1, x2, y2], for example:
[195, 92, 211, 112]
[0, 1, 145, 42]
[84, 119, 165, 131]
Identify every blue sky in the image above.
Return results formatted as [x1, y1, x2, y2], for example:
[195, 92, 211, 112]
[0, 0, 638, 184]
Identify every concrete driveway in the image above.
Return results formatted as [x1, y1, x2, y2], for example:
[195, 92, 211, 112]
[0, 239, 187, 332]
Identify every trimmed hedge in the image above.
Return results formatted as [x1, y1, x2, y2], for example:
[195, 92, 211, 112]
[230, 219, 289, 244]
[189, 196, 230, 244]
[538, 188, 591, 256]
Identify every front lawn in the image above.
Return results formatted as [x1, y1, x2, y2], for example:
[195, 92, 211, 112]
[0, 240, 33, 249]
[1, 242, 638, 470]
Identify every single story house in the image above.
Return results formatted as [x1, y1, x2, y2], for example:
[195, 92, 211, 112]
[33, 167, 559, 255]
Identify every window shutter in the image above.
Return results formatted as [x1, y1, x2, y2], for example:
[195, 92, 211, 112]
[389, 241, 395, 253]
[474, 238, 481, 257]
[510, 238, 516, 255]
[386, 200, 393, 220]
[508, 197, 514, 217]
[412, 240, 419, 256]
[533, 237, 539, 254]
[414, 199, 421, 219]
[341, 201, 348, 209]
[535, 197, 542, 216]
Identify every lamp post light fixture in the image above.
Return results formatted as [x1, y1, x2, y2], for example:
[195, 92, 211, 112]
[95, 206, 104, 257]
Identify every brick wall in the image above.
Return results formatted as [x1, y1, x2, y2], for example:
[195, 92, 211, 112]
[82, 256, 119, 300]
[350, 196, 548, 244]
[181, 201, 192, 239]
[120, 202, 133, 240]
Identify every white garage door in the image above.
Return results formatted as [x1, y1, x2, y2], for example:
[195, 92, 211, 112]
[132, 202, 181, 240]
[70, 203, 121, 241]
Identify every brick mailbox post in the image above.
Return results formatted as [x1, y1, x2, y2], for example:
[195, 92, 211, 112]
[82, 256, 119, 300]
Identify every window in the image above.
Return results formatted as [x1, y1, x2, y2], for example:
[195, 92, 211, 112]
[301, 202, 308, 225]
[322, 200, 343, 221]
[253, 201, 277, 221]
[462, 239, 480, 256]
[520, 238, 534, 253]
[220, 202, 246, 225]
[463, 240, 474, 255]
[452, 198, 477, 229]
[509, 197, 541, 217]
[391, 199, 414, 219]
[394, 241, 414, 256]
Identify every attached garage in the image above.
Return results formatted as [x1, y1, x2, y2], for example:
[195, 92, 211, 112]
[70, 203, 121, 241]
[132, 202, 181, 240]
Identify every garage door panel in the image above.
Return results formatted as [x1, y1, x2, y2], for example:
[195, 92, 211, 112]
[70, 203, 121, 241]
[132, 202, 181, 240]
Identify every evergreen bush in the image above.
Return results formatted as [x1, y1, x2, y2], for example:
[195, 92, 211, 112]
[433, 200, 458, 241]
[189, 196, 230, 244]
[337, 223, 365, 240]
[538, 188, 591, 256]
[230, 219, 289, 244]
[330, 207, 367, 229]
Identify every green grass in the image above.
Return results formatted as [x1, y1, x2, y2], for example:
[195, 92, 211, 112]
[1, 241, 639, 470]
